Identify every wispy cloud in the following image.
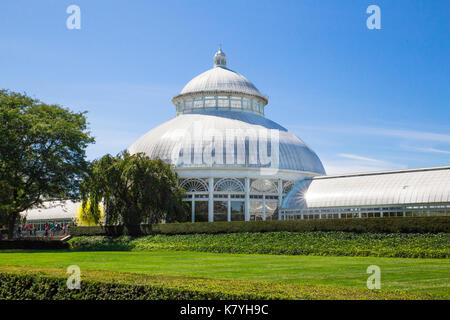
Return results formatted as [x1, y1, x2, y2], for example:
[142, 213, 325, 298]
[360, 127, 450, 143]
[323, 153, 407, 175]
[337, 153, 382, 163]
[323, 161, 407, 175]
[289, 124, 450, 143]
[406, 146, 450, 155]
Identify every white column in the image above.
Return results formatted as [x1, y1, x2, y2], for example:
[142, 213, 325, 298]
[208, 177, 214, 222]
[277, 179, 283, 220]
[191, 194, 195, 223]
[227, 194, 231, 222]
[262, 195, 266, 221]
[245, 177, 250, 221]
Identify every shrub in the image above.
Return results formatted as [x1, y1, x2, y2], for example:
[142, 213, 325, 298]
[152, 216, 450, 235]
[68, 236, 134, 251]
[0, 267, 435, 300]
[68, 232, 450, 258]
[70, 216, 449, 237]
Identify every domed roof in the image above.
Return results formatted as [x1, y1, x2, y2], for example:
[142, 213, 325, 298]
[179, 67, 264, 98]
[128, 110, 325, 174]
[173, 47, 268, 104]
[130, 47, 325, 176]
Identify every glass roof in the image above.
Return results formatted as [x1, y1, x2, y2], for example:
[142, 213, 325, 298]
[129, 110, 325, 174]
[281, 167, 450, 209]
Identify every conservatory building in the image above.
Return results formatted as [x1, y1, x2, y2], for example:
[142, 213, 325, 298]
[128, 47, 325, 222]
[280, 166, 450, 219]
[20, 48, 449, 225]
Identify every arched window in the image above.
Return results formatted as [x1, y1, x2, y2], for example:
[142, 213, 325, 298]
[214, 178, 245, 193]
[180, 179, 208, 193]
[251, 179, 277, 193]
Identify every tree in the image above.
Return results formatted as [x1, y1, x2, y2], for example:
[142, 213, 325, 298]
[76, 201, 104, 226]
[80, 151, 189, 235]
[0, 90, 94, 238]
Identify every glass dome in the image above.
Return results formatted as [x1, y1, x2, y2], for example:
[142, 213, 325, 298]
[129, 109, 325, 173]
[128, 47, 325, 222]
[172, 47, 268, 116]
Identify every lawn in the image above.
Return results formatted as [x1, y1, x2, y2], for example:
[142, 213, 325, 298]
[0, 250, 448, 298]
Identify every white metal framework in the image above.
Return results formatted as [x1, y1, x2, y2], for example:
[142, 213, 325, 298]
[181, 177, 296, 222]
[179, 178, 208, 192]
[172, 46, 269, 116]
[128, 47, 325, 223]
[281, 166, 450, 219]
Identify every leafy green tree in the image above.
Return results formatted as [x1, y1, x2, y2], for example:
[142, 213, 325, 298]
[81, 151, 189, 235]
[0, 90, 94, 238]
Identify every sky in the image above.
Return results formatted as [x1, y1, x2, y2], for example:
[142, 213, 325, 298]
[0, 0, 449, 175]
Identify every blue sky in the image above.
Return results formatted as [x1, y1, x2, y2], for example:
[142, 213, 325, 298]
[1, 0, 449, 174]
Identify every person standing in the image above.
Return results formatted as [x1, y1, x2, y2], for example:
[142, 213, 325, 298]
[49, 221, 54, 236]
[44, 223, 49, 237]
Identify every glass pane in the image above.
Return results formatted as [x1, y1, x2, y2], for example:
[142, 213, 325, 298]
[265, 202, 278, 220]
[205, 99, 216, 107]
[250, 200, 264, 221]
[194, 201, 208, 222]
[231, 201, 245, 221]
[214, 201, 228, 221]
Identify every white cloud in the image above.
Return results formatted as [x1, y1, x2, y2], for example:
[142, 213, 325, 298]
[360, 127, 450, 143]
[337, 153, 382, 163]
[323, 161, 407, 175]
[408, 147, 450, 155]
[289, 124, 450, 144]
[323, 153, 407, 175]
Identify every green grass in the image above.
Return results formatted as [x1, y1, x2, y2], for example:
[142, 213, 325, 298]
[68, 232, 450, 258]
[0, 250, 448, 298]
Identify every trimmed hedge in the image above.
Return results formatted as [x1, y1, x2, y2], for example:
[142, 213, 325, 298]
[0, 266, 436, 300]
[153, 216, 450, 234]
[69, 216, 449, 237]
[69, 226, 116, 236]
[0, 239, 69, 250]
[0, 272, 232, 300]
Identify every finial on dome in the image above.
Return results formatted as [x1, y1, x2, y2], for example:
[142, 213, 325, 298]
[214, 45, 227, 68]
